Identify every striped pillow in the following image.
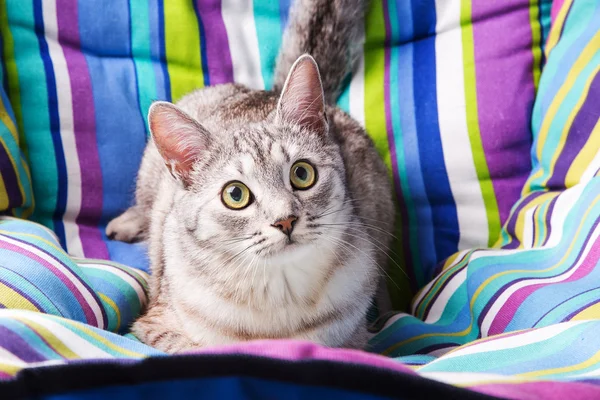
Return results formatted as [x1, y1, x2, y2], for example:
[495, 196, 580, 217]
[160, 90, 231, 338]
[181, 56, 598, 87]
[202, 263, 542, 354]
[0, 76, 33, 215]
[0, 0, 550, 309]
[368, 0, 600, 356]
[0, 216, 148, 333]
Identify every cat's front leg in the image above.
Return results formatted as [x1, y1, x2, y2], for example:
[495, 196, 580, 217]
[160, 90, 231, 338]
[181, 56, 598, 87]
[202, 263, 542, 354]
[106, 206, 147, 243]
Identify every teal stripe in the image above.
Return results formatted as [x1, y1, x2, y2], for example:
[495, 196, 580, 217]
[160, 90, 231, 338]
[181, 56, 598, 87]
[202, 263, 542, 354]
[253, 0, 284, 89]
[419, 322, 590, 374]
[5, 2, 57, 229]
[537, 288, 600, 326]
[130, 0, 158, 133]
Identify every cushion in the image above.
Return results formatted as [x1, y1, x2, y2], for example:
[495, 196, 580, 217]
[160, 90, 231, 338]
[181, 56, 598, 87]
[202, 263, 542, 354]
[0, 67, 33, 214]
[369, 0, 600, 356]
[0, 216, 148, 333]
[0, 0, 550, 310]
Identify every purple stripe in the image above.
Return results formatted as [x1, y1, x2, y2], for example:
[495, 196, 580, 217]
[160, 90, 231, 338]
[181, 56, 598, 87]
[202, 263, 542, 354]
[0, 325, 46, 363]
[194, 0, 234, 84]
[192, 339, 418, 375]
[472, 0, 535, 225]
[0, 142, 23, 209]
[382, 0, 415, 289]
[547, 70, 600, 189]
[56, 0, 108, 259]
[0, 237, 100, 327]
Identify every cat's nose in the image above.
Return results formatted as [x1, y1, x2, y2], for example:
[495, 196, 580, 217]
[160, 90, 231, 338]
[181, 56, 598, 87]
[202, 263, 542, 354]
[271, 216, 298, 238]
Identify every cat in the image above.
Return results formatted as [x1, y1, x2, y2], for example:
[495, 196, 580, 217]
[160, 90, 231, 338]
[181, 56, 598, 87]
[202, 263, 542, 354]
[106, 0, 395, 353]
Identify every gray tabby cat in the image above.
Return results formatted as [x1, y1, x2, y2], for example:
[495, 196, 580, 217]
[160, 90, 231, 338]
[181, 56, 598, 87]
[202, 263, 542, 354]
[107, 0, 395, 352]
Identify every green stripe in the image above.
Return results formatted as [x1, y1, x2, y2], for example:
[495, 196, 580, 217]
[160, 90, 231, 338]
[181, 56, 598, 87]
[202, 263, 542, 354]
[461, 0, 501, 246]
[364, 0, 412, 311]
[164, 0, 204, 101]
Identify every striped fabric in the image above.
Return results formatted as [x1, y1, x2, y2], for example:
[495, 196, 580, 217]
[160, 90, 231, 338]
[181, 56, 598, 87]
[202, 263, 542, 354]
[0, 217, 148, 333]
[0, 1, 551, 309]
[369, 0, 600, 358]
[2, 315, 600, 399]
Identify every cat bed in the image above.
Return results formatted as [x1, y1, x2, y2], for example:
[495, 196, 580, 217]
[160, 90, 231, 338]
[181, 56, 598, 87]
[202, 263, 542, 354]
[1, 0, 600, 398]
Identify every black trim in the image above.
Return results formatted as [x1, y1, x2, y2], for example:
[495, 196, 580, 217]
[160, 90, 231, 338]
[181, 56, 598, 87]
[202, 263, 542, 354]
[0, 354, 503, 399]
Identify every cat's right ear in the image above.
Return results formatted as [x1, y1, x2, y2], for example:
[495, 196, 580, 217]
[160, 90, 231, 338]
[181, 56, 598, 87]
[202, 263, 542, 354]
[148, 101, 210, 186]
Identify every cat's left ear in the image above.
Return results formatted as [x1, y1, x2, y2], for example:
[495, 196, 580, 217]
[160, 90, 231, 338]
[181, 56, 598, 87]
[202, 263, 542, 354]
[276, 54, 328, 135]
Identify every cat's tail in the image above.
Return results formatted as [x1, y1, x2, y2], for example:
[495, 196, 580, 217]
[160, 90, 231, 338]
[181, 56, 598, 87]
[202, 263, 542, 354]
[272, 0, 370, 105]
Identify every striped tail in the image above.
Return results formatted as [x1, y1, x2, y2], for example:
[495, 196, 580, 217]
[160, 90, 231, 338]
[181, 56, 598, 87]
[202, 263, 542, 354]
[273, 0, 370, 104]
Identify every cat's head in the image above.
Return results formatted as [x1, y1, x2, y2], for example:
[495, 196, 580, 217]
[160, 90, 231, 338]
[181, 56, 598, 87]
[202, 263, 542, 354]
[149, 55, 352, 269]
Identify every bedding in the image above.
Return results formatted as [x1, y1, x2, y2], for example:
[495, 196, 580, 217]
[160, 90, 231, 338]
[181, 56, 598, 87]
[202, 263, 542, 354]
[1, 0, 600, 399]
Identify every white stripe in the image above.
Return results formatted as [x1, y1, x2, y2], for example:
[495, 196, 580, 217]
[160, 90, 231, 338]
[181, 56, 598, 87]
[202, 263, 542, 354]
[348, 45, 365, 127]
[78, 263, 147, 305]
[0, 235, 105, 328]
[480, 225, 600, 336]
[546, 181, 586, 248]
[8, 311, 112, 358]
[434, 0, 488, 250]
[432, 321, 581, 363]
[419, 371, 522, 385]
[423, 268, 467, 324]
[221, 0, 265, 89]
[522, 206, 536, 249]
[42, 1, 84, 258]
[0, 347, 26, 364]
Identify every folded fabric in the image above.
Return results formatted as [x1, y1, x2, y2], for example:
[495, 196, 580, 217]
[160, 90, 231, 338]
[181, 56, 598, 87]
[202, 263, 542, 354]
[0, 217, 148, 333]
[1, 312, 600, 399]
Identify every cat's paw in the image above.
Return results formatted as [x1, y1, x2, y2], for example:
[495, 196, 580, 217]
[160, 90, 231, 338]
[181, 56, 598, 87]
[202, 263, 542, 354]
[106, 208, 146, 243]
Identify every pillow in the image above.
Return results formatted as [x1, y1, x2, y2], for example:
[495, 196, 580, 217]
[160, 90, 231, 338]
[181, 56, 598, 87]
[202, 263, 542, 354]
[0, 63, 33, 215]
[0, 216, 148, 333]
[369, 0, 600, 356]
[0, 0, 550, 309]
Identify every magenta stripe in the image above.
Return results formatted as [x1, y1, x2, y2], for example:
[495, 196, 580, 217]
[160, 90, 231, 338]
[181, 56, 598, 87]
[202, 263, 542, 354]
[195, 0, 234, 84]
[192, 339, 418, 375]
[56, 0, 108, 259]
[0, 239, 99, 327]
[475, 381, 600, 399]
[471, 0, 535, 225]
[488, 234, 600, 335]
[551, 0, 567, 23]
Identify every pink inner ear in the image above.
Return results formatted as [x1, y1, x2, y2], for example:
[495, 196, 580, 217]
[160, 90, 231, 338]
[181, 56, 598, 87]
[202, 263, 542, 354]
[278, 56, 327, 133]
[149, 102, 208, 181]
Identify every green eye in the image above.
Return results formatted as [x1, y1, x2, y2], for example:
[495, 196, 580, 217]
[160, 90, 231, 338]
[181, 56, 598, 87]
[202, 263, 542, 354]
[290, 161, 317, 190]
[222, 181, 252, 210]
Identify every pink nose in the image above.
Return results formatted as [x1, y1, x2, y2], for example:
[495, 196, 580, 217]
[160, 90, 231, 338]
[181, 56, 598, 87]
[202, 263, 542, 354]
[272, 216, 298, 237]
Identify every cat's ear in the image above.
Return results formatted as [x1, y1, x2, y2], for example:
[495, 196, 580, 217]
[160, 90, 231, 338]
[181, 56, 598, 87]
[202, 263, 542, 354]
[148, 101, 210, 186]
[276, 54, 328, 135]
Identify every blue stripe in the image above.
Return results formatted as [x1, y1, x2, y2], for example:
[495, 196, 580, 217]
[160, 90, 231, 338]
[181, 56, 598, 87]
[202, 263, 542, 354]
[32, 0, 67, 249]
[394, 0, 435, 286]
[411, 0, 458, 272]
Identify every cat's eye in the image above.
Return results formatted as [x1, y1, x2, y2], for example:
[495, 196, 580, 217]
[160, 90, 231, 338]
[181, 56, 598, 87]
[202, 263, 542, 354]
[290, 161, 317, 190]
[221, 181, 252, 210]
